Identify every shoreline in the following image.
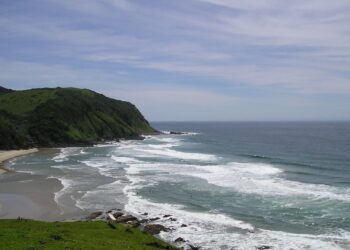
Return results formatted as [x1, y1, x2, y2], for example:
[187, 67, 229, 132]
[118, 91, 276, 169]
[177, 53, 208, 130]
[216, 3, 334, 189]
[0, 149, 39, 174]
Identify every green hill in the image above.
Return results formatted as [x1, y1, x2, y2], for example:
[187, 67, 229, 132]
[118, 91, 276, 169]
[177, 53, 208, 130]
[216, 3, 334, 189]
[0, 87, 156, 149]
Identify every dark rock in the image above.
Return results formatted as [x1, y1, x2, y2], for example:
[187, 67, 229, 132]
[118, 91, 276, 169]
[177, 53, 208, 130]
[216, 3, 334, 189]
[116, 215, 138, 223]
[180, 224, 187, 227]
[256, 246, 272, 250]
[127, 220, 140, 228]
[169, 218, 177, 221]
[112, 212, 124, 218]
[174, 237, 186, 243]
[169, 131, 186, 135]
[143, 212, 148, 216]
[143, 224, 169, 235]
[86, 211, 103, 220]
[189, 245, 200, 250]
[149, 217, 160, 221]
[163, 214, 171, 218]
[140, 219, 149, 224]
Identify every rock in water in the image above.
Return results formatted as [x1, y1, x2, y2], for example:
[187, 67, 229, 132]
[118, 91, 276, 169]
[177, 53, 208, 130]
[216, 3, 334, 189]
[112, 212, 124, 218]
[169, 131, 186, 135]
[257, 246, 272, 250]
[189, 245, 200, 250]
[174, 237, 186, 243]
[116, 215, 138, 223]
[149, 217, 160, 221]
[86, 211, 103, 220]
[127, 220, 140, 228]
[143, 224, 169, 235]
[140, 219, 149, 224]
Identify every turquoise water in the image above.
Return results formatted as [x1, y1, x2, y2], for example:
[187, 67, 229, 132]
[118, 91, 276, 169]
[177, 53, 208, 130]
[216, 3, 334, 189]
[9, 122, 350, 249]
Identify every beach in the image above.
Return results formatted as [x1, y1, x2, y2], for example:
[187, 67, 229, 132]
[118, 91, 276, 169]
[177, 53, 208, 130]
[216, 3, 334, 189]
[0, 149, 38, 173]
[0, 148, 71, 221]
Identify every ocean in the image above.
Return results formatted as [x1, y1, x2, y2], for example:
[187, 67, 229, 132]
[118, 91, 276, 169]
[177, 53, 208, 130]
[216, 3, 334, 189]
[7, 122, 350, 249]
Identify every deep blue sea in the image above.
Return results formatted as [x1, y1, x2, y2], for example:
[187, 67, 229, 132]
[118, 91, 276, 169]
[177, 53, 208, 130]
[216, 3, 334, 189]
[9, 122, 350, 249]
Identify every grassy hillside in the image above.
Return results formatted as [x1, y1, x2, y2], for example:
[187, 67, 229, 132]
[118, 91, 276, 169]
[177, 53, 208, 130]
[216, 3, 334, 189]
[0, 219, 174, 250]
[0, 87, 156, 149]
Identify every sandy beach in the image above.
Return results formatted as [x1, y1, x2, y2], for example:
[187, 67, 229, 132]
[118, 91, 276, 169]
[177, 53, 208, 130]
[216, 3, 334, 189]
[0, 149, 38, 173]
[0, 148, 71, 221]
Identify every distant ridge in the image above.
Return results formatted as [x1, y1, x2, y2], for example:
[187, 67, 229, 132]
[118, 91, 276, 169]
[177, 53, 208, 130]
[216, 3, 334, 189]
[0, 86, 156, 149]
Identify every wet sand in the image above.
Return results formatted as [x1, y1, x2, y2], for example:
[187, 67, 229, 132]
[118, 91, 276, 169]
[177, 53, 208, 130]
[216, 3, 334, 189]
[0, 172, 64, 220]
[0, 149, 38, 173]
[0, 149, 76, 221]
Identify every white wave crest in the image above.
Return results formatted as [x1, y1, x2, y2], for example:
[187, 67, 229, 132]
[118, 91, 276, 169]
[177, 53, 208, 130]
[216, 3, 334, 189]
[52, 148, 81, 162]
[184, 162, 350, 202]
[111, 156, 143, 164]
[134, 148, 217, 161]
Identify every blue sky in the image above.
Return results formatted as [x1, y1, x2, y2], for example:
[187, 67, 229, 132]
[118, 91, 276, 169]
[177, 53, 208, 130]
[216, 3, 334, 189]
[1, 0, 350, 121]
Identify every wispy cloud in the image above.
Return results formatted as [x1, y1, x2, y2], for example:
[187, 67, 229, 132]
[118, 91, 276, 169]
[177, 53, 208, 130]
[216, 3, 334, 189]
[0, 0, 350, 120]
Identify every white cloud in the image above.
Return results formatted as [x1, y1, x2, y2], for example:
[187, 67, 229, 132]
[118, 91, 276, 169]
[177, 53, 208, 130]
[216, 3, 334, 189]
[1, 0, 350, 121]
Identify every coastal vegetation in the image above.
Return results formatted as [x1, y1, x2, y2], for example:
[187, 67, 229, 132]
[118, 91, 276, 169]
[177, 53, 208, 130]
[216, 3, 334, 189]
[0, 86, 155, 149]
[0, 219, 174, 250]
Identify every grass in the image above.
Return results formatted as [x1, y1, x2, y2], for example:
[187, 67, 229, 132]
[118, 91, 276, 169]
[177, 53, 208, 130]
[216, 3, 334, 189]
[0, 89, 57, 115]
[0, 219, 175, 250]
[0, 87, 156, 149]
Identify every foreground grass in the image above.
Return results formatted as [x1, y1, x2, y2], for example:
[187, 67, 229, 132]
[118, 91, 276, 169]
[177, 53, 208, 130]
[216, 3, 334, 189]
[0, 219, 175, 250]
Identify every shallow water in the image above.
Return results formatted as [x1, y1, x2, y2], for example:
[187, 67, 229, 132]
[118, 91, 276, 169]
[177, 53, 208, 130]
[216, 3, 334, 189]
[8, 122, 350, 249]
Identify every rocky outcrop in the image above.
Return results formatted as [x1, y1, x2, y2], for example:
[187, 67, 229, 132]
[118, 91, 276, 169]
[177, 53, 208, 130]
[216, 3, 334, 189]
[112, 212, 123, 218]
[86, 211, 103, 220]
[143, 224, 169, 235]
[115, 215, 138, 223]
[174, 237, 186, 243]
[169, 131, 186, 135]
[257, 246, 272, 250]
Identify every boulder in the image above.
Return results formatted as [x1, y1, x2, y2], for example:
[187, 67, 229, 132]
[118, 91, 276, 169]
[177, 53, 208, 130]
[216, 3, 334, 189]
[189, 245, 200, 250]
[86, 211, 103, 220]
[143, 224, 169, 235]
[174, 237, 186, 243]
[163, 214, 171, 218]
[149, 217, 160, 221]
[140, 219, 149, 224]
[112, 212, 124, 218]
[180, 224, 187, 227]
[257, 246, 272, 250]
[127, 220, 140, 228]
[169, 218, 177, 221]
[116, 215, 138, 223]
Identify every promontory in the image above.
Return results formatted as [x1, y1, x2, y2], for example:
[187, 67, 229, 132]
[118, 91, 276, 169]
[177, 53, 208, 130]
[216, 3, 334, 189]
[0, 86, 155, 149]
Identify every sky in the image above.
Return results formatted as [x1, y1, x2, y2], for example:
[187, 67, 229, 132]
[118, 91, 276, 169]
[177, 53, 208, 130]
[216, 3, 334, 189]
[1, 0, 350, 121]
